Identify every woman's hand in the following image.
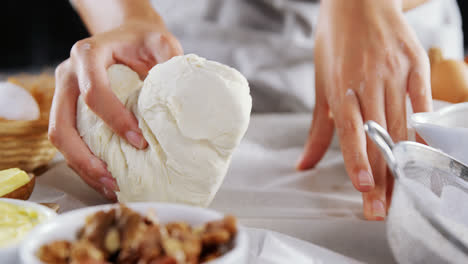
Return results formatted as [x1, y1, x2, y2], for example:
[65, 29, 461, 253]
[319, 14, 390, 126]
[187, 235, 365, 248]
[48, 19, 183, 200]
[297, 0, 432, 220]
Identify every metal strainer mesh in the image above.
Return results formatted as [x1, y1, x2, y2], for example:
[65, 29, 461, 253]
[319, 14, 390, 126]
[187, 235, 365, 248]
[364, 121, 468, 264]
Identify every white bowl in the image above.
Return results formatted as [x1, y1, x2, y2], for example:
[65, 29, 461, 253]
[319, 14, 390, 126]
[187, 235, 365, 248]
[20, 203, 248, 264]
[0, 198, 57, 264]
[410, 102, 468, 165]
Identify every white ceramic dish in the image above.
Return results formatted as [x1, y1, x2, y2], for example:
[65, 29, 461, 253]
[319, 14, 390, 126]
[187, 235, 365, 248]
[20, 203, 248, 264]
[0, 198, 57, 264]
[410, 102, 468, 165]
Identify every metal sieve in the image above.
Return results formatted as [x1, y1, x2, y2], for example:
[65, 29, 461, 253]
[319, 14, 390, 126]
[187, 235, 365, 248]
[364, 121, 468, 264]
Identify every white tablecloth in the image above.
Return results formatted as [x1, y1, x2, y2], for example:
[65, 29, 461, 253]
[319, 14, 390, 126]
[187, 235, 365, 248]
[30, 113, 399, 263]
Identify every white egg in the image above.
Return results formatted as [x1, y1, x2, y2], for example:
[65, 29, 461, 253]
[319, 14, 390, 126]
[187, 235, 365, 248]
[0, 82, 40, 121]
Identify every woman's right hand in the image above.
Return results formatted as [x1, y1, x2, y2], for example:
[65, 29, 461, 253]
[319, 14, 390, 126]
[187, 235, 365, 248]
[48, 19, 183, 200]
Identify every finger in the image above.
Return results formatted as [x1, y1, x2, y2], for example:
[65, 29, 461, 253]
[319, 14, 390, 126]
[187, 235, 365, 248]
[297, 55, 335, 171]
[334, 89, 374, 192]
[384, 77, 407, 211]
[119, 59, 154, 80]
[296, 100, 335, 171]
[385, 78, 408, 145]
[408, 49, 433, 144]
[111, 38, 157, 79]
[359, 81, 387, 220]
[145, 32, 184, 63]
[67, 161, 117, 202]
[49, 61, 118, 201]
[362, 143, 387, 221]
[70, 40, 148, 150]
[386, 167, 394, 213]
[103, 31, 182, 78]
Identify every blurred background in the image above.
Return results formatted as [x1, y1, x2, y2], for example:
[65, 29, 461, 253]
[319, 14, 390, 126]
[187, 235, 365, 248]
[0, 0, 466, 72]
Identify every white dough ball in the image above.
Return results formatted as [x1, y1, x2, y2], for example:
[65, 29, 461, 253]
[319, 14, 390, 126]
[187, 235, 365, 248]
[0, 82, 40, 121]
[77, 54, 252, 206]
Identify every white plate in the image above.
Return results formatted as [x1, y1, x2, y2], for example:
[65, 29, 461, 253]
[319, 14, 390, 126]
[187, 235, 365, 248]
[410, 102, 468, 165]
[0, 198, 57, 264]
[20, 202, 248, 264]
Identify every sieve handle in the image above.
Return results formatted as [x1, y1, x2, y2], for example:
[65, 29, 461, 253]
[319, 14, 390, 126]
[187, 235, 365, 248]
[364, 121, 401, 180]
[366, 122, 468, 256]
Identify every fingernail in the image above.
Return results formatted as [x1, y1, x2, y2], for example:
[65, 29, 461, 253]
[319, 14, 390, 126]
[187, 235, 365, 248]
[89, 157, 104, 171]
[102, 187, 116, 201]
[358, 170, 374, 187]
[102, 187, 111, 197]
[100, 177, 118, 191]
[372, 200, 386, 219]
[126, 131, 146, 149]
[295, 155, 305, 170]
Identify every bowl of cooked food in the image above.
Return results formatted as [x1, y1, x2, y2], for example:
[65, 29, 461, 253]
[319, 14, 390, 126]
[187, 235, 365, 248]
[0, 198, 57, 264]
[20, 203, 248, 264]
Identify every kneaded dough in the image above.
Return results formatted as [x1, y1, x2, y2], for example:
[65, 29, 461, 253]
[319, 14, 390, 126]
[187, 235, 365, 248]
[77, 54, 252, 206]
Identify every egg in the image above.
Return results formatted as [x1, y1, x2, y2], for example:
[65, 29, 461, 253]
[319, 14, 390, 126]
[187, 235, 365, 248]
[0, 82, 40, 121]
[429, 47, 468, 103]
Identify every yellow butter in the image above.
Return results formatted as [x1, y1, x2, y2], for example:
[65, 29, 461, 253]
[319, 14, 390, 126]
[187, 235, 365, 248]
[0, 202, 45, 247]
[0, 168, 30, 197]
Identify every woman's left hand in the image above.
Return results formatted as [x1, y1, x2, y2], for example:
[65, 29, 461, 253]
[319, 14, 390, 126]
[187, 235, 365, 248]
[297, 0, 432, 220]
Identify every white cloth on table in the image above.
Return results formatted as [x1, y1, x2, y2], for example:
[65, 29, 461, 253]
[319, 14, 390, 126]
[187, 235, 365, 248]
[246, 227, 363, 264]
[30, 113, 388, 263]
[30, 101, 451, 263]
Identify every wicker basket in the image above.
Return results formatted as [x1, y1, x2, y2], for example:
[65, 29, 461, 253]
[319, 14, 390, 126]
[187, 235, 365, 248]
[0, 73, 57, 172]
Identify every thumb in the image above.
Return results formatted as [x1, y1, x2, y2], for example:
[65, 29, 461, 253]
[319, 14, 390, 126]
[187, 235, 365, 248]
[296, 101, 335, 171]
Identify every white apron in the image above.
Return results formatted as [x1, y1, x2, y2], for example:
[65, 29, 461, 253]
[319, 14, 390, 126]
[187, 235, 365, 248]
[151, 0, 464, 113]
